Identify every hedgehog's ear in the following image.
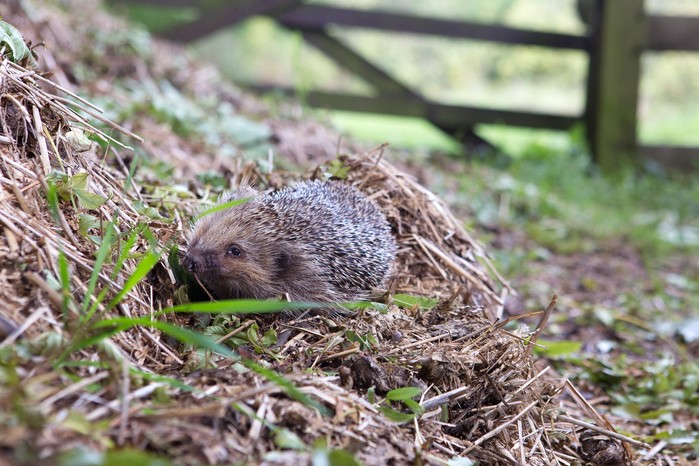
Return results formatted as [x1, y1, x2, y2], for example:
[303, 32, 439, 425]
[274, 251, 293, 278]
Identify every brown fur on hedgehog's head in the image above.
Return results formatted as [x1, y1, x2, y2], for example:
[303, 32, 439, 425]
[183, 188, 325, 301]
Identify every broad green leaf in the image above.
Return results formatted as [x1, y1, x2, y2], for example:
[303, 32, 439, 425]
[378, 406, 416, 424]
[386, 386, 423, 401]
[0, 21, 35, 66]
[78, 214, 100, 238]
[392, 294, 439, 310]
[402, 399, 424, 415]
[133, 200, 166, 221]
[532, 339, 582, 357]
[326, 159, 350, 180]
[75, 189, 107, 210]
[341, 301, 388, 313]
[274, 428, 307, 451]
[261, 328, 277, 347]
[312, 448, 363, 466]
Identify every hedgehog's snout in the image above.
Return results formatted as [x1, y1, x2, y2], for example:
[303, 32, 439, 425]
[182, 250, 199, 273]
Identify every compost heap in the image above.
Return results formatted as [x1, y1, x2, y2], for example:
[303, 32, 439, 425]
[0, 1, 641, 465]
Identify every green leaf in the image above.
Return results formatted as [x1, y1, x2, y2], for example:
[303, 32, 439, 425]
[366, 386, 376, 404]
[72, 173, 107, 209]
[46, 170, 73, 202]
[532, 339, 582, 357]
[261, 328, 278, 347]
[75, 189, 107, 210]
[402, 399, 424, 415]
[133, 200, 166, 221]
[386, 386, 423, 401]
[378, 406, 416, 423]
[327, 159, 350, 179]
[0, 21, 35, 66]
[345, 331, 377, 350]
[45, 171, 106, 210]
[312, 448, 363, 466]
[392, 294, 439, 310]
[78, 214, 100, 238]
[274, 428, 307, 451]
[168, 244, 187, 285]
[341, 301, 388, 313]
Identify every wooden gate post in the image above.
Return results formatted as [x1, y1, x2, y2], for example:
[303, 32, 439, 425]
[586, 0, 646, 173]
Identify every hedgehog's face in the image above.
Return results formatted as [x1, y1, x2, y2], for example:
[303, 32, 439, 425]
[183, 210, 292, 300]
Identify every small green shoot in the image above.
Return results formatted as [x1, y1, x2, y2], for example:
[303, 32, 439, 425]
[0, 20, 36, 66]
[378, 386, 424, 424]
[46, 171, 107, 210]
[345, 331, 377, 350]
[326, 159, 350, 179]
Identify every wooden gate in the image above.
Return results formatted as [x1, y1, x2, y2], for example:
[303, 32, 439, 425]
[117, 0, 699, 172]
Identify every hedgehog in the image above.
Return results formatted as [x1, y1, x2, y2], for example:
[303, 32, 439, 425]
[182, 180, 397, 304]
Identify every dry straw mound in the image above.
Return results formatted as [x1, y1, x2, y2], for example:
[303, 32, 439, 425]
[0, 1, 642, 465]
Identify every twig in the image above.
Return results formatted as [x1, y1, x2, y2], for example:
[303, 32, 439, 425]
[529, 295, 557, 345]
[462, 400, 539, 455]
[557, 414, 648, 448]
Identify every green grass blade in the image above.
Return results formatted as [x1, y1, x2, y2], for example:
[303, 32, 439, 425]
[107, 248, 163, 310]
[131, 369, 199, 393]
[81, 221, 115, 315]
[57, 251, 71, 320]
[91, 316, 331, 416]
[111, 224, 142, 279]
[193, 197, 249, 221]
[159, 299, 327, 316]
[92, 316, 238, 357]
[243, 359, 332, 417]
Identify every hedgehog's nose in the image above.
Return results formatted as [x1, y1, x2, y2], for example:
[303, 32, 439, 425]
[182, 253, 198, 273]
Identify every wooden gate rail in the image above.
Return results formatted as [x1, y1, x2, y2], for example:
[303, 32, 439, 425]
[114, 0, 699, 171]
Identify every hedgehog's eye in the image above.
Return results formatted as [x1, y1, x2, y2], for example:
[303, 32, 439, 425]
[226, 244, 243, 257]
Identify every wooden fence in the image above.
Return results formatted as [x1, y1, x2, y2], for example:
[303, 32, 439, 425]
[116, 0, 699, 172]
